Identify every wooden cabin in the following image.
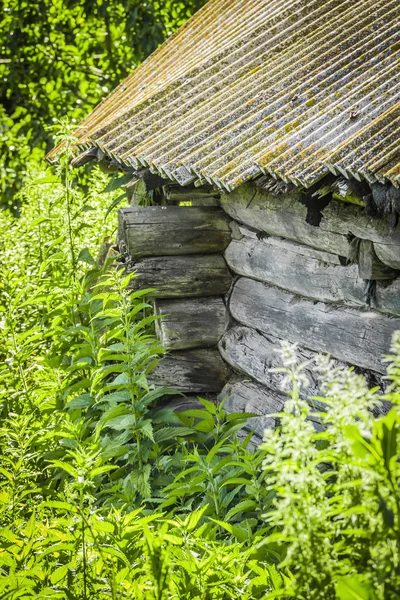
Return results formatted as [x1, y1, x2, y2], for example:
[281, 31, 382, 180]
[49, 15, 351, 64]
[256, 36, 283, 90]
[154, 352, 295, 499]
[48, 0, 400, 439]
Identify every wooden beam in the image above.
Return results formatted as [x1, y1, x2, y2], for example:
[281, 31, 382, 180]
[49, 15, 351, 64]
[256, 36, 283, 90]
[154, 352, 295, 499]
[154, 297, 228, 350]
[128, 255, 232, 298]
[229, 277, 400, 374]
[149, 349, 230, 393]
[119, 206, 230, 257]
[220, 183, 349, 255]
[224, 232, 366, 307]
[219, 324, 326, 405]
[221, 183, 400, 264]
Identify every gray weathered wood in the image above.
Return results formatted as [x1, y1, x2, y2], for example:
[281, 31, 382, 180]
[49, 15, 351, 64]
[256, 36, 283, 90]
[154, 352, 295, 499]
[355, 239, 398, 280]
[220, 184, 349, 255]
[219, 379, 285, 438]
[374, 243, 400, 270]
[229, 277, 400, 374]
[235, 225, 342, 265]
[164, 183, 220, 204]
[128, 255, 232, 298]
[161, 395, 207, 412]
[221, 184, 400, 263]
[224, 233, 366, 307]
[374, 278, 400, 316]
[118, 206, 231, 257]
[149, 349, 230, 393]
[154, 297, 228, 350]
[219, 325, 326, 403]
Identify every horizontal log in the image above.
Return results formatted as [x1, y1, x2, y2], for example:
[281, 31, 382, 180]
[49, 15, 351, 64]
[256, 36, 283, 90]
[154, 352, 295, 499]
[224, 233, 365, 307]
[219, 380, 285, 440]
[219, 325, 326, 405]
[220, 184, 349, 255]
[221, 184, 400, 264]
[154, 297, 228, 350]
[149, 349, 230, 393]
[164, 183, 220, 202]
[229, 277, 400, 374]
[128, 255, 232, 298]
[235, 224, 343, 264]
[118, 206, 231, 257]
[161, 395, 206, 412]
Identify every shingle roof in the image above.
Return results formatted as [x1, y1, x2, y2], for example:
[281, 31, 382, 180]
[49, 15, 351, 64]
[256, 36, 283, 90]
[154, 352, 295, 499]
[47, 0, 400, 191]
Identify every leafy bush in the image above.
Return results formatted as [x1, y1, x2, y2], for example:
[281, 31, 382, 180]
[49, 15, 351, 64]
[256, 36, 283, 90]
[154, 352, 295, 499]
[261, 341, 400, 600]
[0, 148, 284, 598]
[0, 0, 206, 205]
[2, 133, 400, 598]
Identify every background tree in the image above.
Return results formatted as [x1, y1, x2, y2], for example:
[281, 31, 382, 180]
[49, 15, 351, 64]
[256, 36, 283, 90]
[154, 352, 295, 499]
[0, 0, 205, 206]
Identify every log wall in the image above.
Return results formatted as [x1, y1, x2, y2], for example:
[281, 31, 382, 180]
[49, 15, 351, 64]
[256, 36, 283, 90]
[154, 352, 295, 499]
[218, 183, 400, 441]
[118, 180, 400, 441]
[118, 203, 233, 400]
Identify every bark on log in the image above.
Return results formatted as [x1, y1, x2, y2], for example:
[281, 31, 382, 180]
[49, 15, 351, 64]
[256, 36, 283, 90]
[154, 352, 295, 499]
[149, 349, 230, 393]
[219, 324, 325, 403]
[229, 277, 400, 374]
[224, 233, 365, 307]
[221, 184, 400, 264]
[128, 255, 232, 298]
[118, 206, 231, 257]
[154, 297, 228, 350]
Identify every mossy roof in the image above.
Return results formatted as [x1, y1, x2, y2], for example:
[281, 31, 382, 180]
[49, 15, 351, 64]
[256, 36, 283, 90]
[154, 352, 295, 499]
[48, 0, 400, 191]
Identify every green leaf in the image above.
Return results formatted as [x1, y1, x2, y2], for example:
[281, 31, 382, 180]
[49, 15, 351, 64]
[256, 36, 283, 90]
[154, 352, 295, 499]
[336, 575, 376, 600]
[66, 393, 93, 410]
[49, 461, 79, 478]
[210, 518, 250, 542]
[106, 414, 135, 431]
[105, 191, 128, 219]
[140, 419, 154, 441]
[77, 247, 96, 266]
[102, 173, 132, 193]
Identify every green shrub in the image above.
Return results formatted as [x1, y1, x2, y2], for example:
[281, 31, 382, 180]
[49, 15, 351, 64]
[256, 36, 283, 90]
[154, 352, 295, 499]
[261, 339, 400, 600]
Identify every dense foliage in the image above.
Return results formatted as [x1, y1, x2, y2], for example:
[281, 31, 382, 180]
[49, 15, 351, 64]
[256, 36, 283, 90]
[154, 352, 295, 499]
[1, 141, 400, 597]
[0, 0, 205, 205]
[1, 2, 400, 597]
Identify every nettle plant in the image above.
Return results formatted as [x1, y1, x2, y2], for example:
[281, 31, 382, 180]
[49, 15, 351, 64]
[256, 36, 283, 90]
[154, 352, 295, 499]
[262, 337, 400, 600]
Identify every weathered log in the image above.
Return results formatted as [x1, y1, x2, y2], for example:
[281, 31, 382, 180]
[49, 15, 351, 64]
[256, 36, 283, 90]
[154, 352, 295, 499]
[219, 324, 325, 404]
[220, 184, 349, 255]
[374, 243, 400, 270]
[353, 239, 398, 280]
[149, 349, 230, 393]
[224, 233, 365, 307]
[374, 278, 400, 317]
[154, 297, 228, 350]
[118, 206, 231, 257]
[221, 184, 400, 264]
[128, 255, 232, 298]
[161, 395, 207, 412]
[219, 380, 285, 438]
[234, 224, 343, 264]
[164, 183, 220, 204]
[229, 277, 400, 374]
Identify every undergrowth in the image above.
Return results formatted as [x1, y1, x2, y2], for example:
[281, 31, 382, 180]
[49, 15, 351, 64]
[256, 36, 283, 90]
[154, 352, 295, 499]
[1, 133, 400, 598]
